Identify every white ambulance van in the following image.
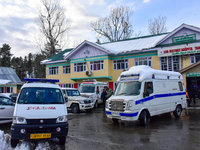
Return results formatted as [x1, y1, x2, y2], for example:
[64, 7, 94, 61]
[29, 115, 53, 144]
[62, 88, 94, 113]
[106, 65, 187, 126]
[79, 79, 108, 108]
[11, 78, 68, 147]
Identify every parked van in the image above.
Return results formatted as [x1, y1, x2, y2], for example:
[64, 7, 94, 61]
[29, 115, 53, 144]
[105, 65, 187, 126]
[79, 79, 108, 108]
[62, 88, 93, 113]
[11, 78, 68, 147]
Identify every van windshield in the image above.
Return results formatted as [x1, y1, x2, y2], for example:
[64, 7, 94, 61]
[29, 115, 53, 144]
[114, 81, 141, 96]
[66, 90, 80, 96]
[79, 85, 95, 93]
[17, 88, 64, 104]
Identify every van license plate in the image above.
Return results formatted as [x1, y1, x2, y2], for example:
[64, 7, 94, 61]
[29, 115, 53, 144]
[112, 111, 119, 116]
[30, 133, 51, 139]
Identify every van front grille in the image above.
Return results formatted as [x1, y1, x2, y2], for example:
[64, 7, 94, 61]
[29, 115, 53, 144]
[109, 101, 125, 111]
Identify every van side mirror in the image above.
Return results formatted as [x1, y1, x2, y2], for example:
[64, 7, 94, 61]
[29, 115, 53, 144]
[65, 97, 68, 102]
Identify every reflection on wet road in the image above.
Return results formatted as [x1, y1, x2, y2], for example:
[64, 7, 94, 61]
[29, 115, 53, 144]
[1, 106, 200, 150]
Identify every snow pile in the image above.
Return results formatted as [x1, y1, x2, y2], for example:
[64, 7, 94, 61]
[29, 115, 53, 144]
[118, 65, 182, 81]
[0, 130, 60, 150]
[40, 59, 52, 64]
[63, 52, 70, 57]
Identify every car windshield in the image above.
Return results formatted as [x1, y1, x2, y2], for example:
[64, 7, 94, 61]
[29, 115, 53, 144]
[79, 85, 95, 93]
[66, 90, 80, 96]
[17, 88, 64, 104]
[114, 81, 141, 96]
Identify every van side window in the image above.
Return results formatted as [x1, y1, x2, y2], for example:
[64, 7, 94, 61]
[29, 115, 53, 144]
[178, 82, 183, 91]
[144, 82, 153, 95]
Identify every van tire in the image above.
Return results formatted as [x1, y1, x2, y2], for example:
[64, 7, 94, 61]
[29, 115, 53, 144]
[140, 110, 149, 126]
[94, 100, 98, 108]
[112, 118, 119, 123]
[11, 139, 18, 147]
[173, 105, 182, 118]
[59, 136, 66, 145]
[71, 104, 79, 113]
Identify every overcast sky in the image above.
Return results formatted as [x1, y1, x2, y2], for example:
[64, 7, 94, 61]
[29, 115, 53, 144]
[0, 0, 200, 58]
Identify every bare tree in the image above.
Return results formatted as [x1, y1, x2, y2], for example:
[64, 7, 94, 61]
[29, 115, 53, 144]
[91, 5, 134, 42]
[37, 0, 71, 58]
[148, 16, 167, 35]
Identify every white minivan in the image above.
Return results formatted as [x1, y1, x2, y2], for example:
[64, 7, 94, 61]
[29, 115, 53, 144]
[106, 65, 187, 126]
[11, 78, 68, 147]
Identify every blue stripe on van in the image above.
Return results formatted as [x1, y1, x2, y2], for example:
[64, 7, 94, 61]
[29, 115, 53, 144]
[120, 112, 138, 117]
[106, 111, 111, 115]
[135, 92, 186, 105]
[105, 111, 138, 117]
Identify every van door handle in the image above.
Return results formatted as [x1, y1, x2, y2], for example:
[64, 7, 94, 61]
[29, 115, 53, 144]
[153, 96, 156, 99]
[181, 98, 183, 100]
[0, 107, 5, 110]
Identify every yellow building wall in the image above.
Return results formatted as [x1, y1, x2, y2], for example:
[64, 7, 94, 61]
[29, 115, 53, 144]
[46, 52, 159, 84]
[182, 55, 191, 69]
[152, 56, 160, 70]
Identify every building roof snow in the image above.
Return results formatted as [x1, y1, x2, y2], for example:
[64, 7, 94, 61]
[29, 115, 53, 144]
[100, 33, 168, 54]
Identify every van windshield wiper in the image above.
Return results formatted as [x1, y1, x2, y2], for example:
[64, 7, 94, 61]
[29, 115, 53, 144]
[127, 93, 138, 95]
[117, 93, 127, 95]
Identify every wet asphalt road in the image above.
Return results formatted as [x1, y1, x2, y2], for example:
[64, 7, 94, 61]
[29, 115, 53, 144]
[1, 105, 200, 150]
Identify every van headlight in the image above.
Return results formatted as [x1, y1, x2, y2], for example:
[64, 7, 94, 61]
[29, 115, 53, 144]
[13, 116, 27, 124]
[79, 100, 85, 104]
[56, 115, 68, 123]
[127, 100, 134, 110]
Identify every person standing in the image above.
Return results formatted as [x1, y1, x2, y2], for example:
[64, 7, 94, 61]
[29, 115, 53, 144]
[101, 89, 107, 110]
[189, 83, 196, 103]
[193, 82, 199, 99]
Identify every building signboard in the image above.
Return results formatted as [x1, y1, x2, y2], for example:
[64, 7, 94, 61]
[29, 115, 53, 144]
[158, 44, 200, 57]
[186, 72, 200, 77]
[172, 34, 196, 43]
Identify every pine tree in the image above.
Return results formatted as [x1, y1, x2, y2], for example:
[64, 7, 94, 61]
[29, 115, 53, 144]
[0, 44, 12, 67]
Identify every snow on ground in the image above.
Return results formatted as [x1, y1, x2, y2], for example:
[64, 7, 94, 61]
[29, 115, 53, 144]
[0, 130, 63, 150]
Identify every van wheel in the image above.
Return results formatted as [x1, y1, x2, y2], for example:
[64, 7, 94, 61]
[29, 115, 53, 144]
[86, 109, 93, 112]
[71, 104, 79, 113]
[94, 100, 98, 108]
[112, 118, 119, 123]
[59, 136, 66, 145]
[140, 110, 149, 126]
[11, 139, 19, 147]
[173, 105, 182, 118]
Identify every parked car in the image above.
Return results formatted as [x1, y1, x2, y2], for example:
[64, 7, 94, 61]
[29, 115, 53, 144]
[0, 95, 15, 124]
[0, 93, 18, 103]
[62, 88, 94, 113]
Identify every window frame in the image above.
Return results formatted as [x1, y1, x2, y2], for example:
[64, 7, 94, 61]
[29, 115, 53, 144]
[113, 59, 129, 70]
[49, 67, 59, 75]
[63, 65, 70, 74]
[90, 60, 104, 71]
[135, 57, 152, 67]
[160, 56, 180, 72]
[74, 62, 86, 72]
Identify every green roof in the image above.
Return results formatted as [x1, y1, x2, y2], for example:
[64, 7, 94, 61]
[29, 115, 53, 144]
[47, 48, 73, 62]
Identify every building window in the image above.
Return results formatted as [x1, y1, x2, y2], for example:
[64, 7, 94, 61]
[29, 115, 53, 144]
[62, 84, 74, 88]
[135, 57, 152, 67]
[190, 54, 200, 64]
[160, 56, 180, 72]
[6, 87, 13, 93]
[63, 65, 70, 74]
[113, 59, 129, 70]
[49, 67, 58, 75]
[90, 61, 104, 71]
[74, 62, 86, 72]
